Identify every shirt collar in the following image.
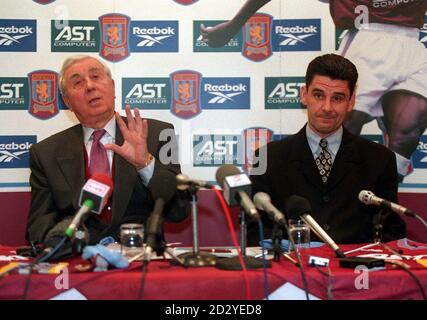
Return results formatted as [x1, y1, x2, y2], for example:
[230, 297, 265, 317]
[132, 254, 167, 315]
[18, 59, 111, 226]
[82, 116, 116, 145]
[306, 124, 343, 157]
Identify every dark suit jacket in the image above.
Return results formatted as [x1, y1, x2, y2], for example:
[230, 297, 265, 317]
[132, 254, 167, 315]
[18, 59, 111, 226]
[26, 117, 189, 245]
[249, 125, 406, 246]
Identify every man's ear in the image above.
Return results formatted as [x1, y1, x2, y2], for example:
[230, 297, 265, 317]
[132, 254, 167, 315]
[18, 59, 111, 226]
[62, 94, 72, 111]
[348, 87, 356, 112]
[300, 85, 308, 106]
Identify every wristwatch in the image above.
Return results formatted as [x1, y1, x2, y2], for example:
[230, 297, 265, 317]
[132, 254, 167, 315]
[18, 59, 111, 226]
[136, 153, 154, 170]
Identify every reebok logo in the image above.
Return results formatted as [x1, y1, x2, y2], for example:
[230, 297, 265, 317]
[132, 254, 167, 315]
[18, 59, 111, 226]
[411, 136, 427, 169]
[205, 83, 246, 104]
[133, 26, 175, 47]
[130, 21, 178, 52]
[275, 25, 317, 46]
[275, 25, 318, 34]
[0, 136, 36, 168]
[201, 78, 250, 110]
[0, 20, 37, 51]
[272, 19, 321, 52]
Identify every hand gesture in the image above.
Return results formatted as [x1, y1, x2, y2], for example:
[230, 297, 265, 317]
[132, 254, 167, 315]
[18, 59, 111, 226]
[105, 105, 152, 169]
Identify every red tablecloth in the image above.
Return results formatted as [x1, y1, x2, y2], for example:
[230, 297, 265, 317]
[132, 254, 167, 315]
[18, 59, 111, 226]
[0, 240, 426, 300]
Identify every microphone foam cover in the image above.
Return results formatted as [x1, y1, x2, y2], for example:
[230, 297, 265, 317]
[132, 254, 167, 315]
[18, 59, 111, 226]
[150, 170, 177, 202]
[285, 195, 312, 217]
[215, 164, 240, 188]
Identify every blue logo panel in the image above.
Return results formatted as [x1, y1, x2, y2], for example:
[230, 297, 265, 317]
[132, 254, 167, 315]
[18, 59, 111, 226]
[0, 135, 36, 168]
[412, 136, 427, 169]
[0, 19, 37, 52]
[193, 134, 244, 167]
[201, 77, 250, 109]
[130, 21, 178, 52]
[272, 19, 321, 52]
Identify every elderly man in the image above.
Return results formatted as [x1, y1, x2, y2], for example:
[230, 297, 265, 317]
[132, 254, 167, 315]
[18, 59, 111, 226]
[250, 53, 406, 245]
[26, 55, 189, 250]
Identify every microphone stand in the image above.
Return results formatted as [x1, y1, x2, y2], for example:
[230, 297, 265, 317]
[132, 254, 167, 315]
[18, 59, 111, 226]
[215, 208, 270, 270]
[72, 226, 87, 256]
[344, 209, 405, 258]
[129, 240, 187, 267]
[272, 224, 283, 262]
[177, 185, 216, 267]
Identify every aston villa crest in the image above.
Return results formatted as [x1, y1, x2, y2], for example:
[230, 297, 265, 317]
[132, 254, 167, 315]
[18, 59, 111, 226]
[28, 70, 59, 120]
[243, 127, 273, 173]
[170, 70, 201, 119]
[173, 0, 199, 5]
[243, 13, 272, 62]
[33, 0, 55, 4]
[99, 14, 130, 62]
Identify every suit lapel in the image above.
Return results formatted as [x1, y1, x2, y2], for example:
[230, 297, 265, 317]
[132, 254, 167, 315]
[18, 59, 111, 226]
[111, 123, 137, 226]
[56, 125, 86, 209]
[327, 129, 361, 190]
[289, 126, 325, 192]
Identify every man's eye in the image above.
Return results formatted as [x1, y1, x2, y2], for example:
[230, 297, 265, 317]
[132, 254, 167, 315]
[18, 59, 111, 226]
[333, 96, 344, 103]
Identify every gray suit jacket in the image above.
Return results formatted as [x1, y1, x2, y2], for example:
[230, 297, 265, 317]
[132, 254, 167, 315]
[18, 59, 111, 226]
[26, 117, 189, 245]
[249, 125, 406, 246]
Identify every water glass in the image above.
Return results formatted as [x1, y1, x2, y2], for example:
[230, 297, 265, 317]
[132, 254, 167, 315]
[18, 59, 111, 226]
[120, 223, 144, 258]
[288, 219, 310, 251]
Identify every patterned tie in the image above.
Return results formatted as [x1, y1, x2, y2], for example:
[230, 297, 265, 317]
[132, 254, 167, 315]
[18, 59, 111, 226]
[89, 129, 110, 177]
[315, 138, 332, 184]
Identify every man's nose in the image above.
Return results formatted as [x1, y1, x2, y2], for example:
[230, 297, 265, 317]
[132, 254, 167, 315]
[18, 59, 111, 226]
[321, 98, 333, 112]
[85, 77, 96, 91]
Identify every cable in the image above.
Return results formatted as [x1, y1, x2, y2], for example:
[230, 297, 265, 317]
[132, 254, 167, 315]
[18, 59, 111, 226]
[386, 260, 426, 300]
[21, 236, 69, 300]
[315, 265, 334, 300]
[257, 218, 270, 300]
[138, 262, 148, 300]
[213, 188, 251, 300]
[414, 214, 427, 229]
[282, 224, 310, 300]
[292, 247, 310, 300]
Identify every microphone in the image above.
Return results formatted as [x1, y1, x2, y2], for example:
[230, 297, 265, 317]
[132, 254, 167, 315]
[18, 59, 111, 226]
[176, 173, 214, 190]
[215, 164, 259, 220]
[144, 170, 178, 263]
[65, 173, 113, 238]
[358, 190, 416, 218]
[285, 195, 345, 258]
[253, 192, 287, 227]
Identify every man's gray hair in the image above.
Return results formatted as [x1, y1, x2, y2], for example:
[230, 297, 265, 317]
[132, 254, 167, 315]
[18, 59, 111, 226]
[59, 55, 112, 96]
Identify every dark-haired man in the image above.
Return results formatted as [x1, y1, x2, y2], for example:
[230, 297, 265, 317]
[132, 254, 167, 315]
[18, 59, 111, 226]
[250, 53, 406, 245]
[202, 0, 427, 181]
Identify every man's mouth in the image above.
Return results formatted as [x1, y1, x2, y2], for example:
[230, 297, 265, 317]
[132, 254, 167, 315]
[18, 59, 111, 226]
[319, 116, 334, 121]
[88, 97, 101, 105]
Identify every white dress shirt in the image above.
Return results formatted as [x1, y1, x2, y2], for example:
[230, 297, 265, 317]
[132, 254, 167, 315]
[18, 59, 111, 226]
[82, 116, 155, 186]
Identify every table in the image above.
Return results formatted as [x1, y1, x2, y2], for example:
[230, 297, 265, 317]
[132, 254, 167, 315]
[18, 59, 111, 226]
[0, 239, 426, 300]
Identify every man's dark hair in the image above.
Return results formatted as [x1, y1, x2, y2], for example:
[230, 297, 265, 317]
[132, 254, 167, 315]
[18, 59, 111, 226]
[305, 53, 358, 96]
